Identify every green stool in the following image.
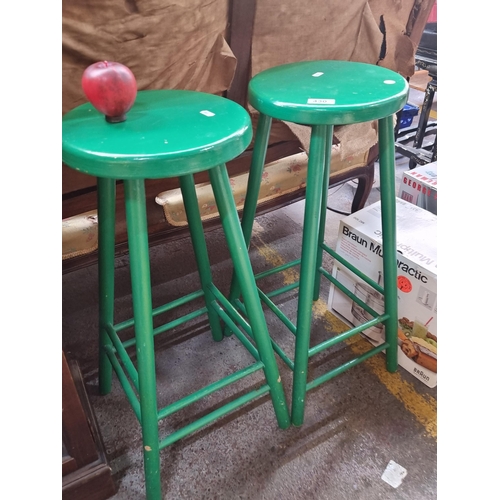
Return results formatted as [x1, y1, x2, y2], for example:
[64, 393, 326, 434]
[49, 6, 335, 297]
[62, 89, 290, 500]
[227, 61, 408, 426]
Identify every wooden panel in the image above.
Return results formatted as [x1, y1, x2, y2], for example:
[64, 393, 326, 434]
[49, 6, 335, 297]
[62, 352, 116, 499]
[62, 351, 99, 469]
[226, 0, 257, 106]
[62, 455, 78, 476]
[63, 463, 116, 500]
[63, 163, 97, 195]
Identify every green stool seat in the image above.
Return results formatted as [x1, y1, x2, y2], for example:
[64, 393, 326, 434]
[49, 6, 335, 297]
[62, 89, 290, 500]
[62, 89, 252, 177]
[227, 60, 409, 426]
[248, 60, 408, 125]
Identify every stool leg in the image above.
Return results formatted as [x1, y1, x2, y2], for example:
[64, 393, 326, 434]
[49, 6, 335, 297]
[313, 125, 334, 301]
[291, 125, 328, 427]
[377, 116, 399, 372]
[179, 174, 224, 342]
[209, 164, 291, 429]
[123, 179, 162, 500]
[225, 114, 272, 334]
[239, 114, 273, 245]
[97, 177, 116, 395]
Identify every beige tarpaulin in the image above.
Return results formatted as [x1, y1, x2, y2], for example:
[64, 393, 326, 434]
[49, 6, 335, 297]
[62, 0, 235, 115]
[62, 0, 423, 190]
[62, 0, 236, 193]
[250, 0, 417, 158]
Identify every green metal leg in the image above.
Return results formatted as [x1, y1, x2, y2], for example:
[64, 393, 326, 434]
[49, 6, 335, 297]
[209, 164, 291, 429]
[313, 124, 334, 301]
[291, 125, 328, 427]
[179, 174, 224, 342]
[225, 114, 273, 335]
[377, 116, 399, 372]
[123, 179, 162, 500]
[97, 177, 116, 396]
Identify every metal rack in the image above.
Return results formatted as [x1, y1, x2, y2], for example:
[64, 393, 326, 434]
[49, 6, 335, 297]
[395, 22, 437, 169]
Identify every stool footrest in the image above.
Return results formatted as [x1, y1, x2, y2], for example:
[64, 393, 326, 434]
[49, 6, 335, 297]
[211, 301, 260, 360]
[233, 298, 295, 371]
[157, 361, 265, 421]
[104, 344, 142, 421]
[233, 242, 393, 385]
[308, 315, 390, 357]
[207, 283, 254, 341]
[114, 289, 206, 335]
[104, 323, 139, 391]
[104, 278, 284, 451]
[254, 258, 302, 281]
[159, 384, 271, 449]
[320, 243, 384, 295]
[305, 341, 389, 392]
[152, 307, 208, 338]
[107, 313, 272, 434]
[120, 306, 209, 350]
[257, 287, 297, 335]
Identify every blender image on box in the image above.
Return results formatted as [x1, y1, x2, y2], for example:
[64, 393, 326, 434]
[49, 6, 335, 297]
[350, 272, 385, 343]
[327, 199, 438, 388]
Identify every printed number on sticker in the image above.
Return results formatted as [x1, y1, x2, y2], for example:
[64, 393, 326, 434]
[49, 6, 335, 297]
[307, 98, 335, 104]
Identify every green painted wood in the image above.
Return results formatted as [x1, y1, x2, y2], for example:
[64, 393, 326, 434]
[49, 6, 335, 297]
[62, 90, 252, 179]
[248, 60, 408, 125]
[63, 86, 292, 500]
[227, 60, 408, 427]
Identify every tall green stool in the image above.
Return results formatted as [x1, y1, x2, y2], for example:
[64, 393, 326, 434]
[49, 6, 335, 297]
[227, 61, 408, 427]
[62, 89, 290, 500]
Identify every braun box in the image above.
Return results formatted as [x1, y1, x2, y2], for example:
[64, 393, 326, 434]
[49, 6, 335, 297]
[398, 161, 437, 214]
[327, 198, 437, 388]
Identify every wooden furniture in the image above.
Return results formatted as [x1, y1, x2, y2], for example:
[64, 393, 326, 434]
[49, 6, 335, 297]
[62, 89, 291, 499]
[62, 351, 116, 500]
[227, 60, 408, 425]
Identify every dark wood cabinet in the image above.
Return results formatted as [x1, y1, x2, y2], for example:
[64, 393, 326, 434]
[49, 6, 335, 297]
[62, 351, 116, 500]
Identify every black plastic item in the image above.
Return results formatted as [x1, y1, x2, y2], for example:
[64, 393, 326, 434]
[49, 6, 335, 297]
[418, 22, 437, 52]
[415, 22, 437, 80]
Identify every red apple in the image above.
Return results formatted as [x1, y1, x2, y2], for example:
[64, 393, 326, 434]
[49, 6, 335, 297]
[81, 61, 137, 123]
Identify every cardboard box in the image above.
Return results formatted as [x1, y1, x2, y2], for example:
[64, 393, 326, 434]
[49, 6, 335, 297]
[398, 161, 437, 214]
[327, 198, 437, 387]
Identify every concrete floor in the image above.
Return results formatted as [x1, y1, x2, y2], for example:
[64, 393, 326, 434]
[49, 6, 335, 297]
[62, 101, 437, 499]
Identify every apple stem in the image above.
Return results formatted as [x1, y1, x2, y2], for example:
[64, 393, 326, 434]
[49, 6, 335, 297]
[105, 114, 126, 123]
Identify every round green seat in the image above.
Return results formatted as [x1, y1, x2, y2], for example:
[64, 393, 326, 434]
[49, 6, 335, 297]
[227, 60, 408, 427]
[248, 60, 408, 125]
[62, 89, 290, 500]
[62, 89, 252, 178]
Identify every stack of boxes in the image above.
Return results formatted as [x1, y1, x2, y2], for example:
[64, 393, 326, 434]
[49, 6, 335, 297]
[327, 162, 438, 388]
[398, 161, 437, 215]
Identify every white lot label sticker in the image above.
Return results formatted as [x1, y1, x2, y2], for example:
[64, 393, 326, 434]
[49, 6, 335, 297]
[307, 98, 335, 104]
[200, 110, 215, 117]
[312, 72, 324, 77]
[381, 460, 407, 488]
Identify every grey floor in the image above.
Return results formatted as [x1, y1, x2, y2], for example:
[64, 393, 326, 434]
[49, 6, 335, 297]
[62, 100, 437, 499]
